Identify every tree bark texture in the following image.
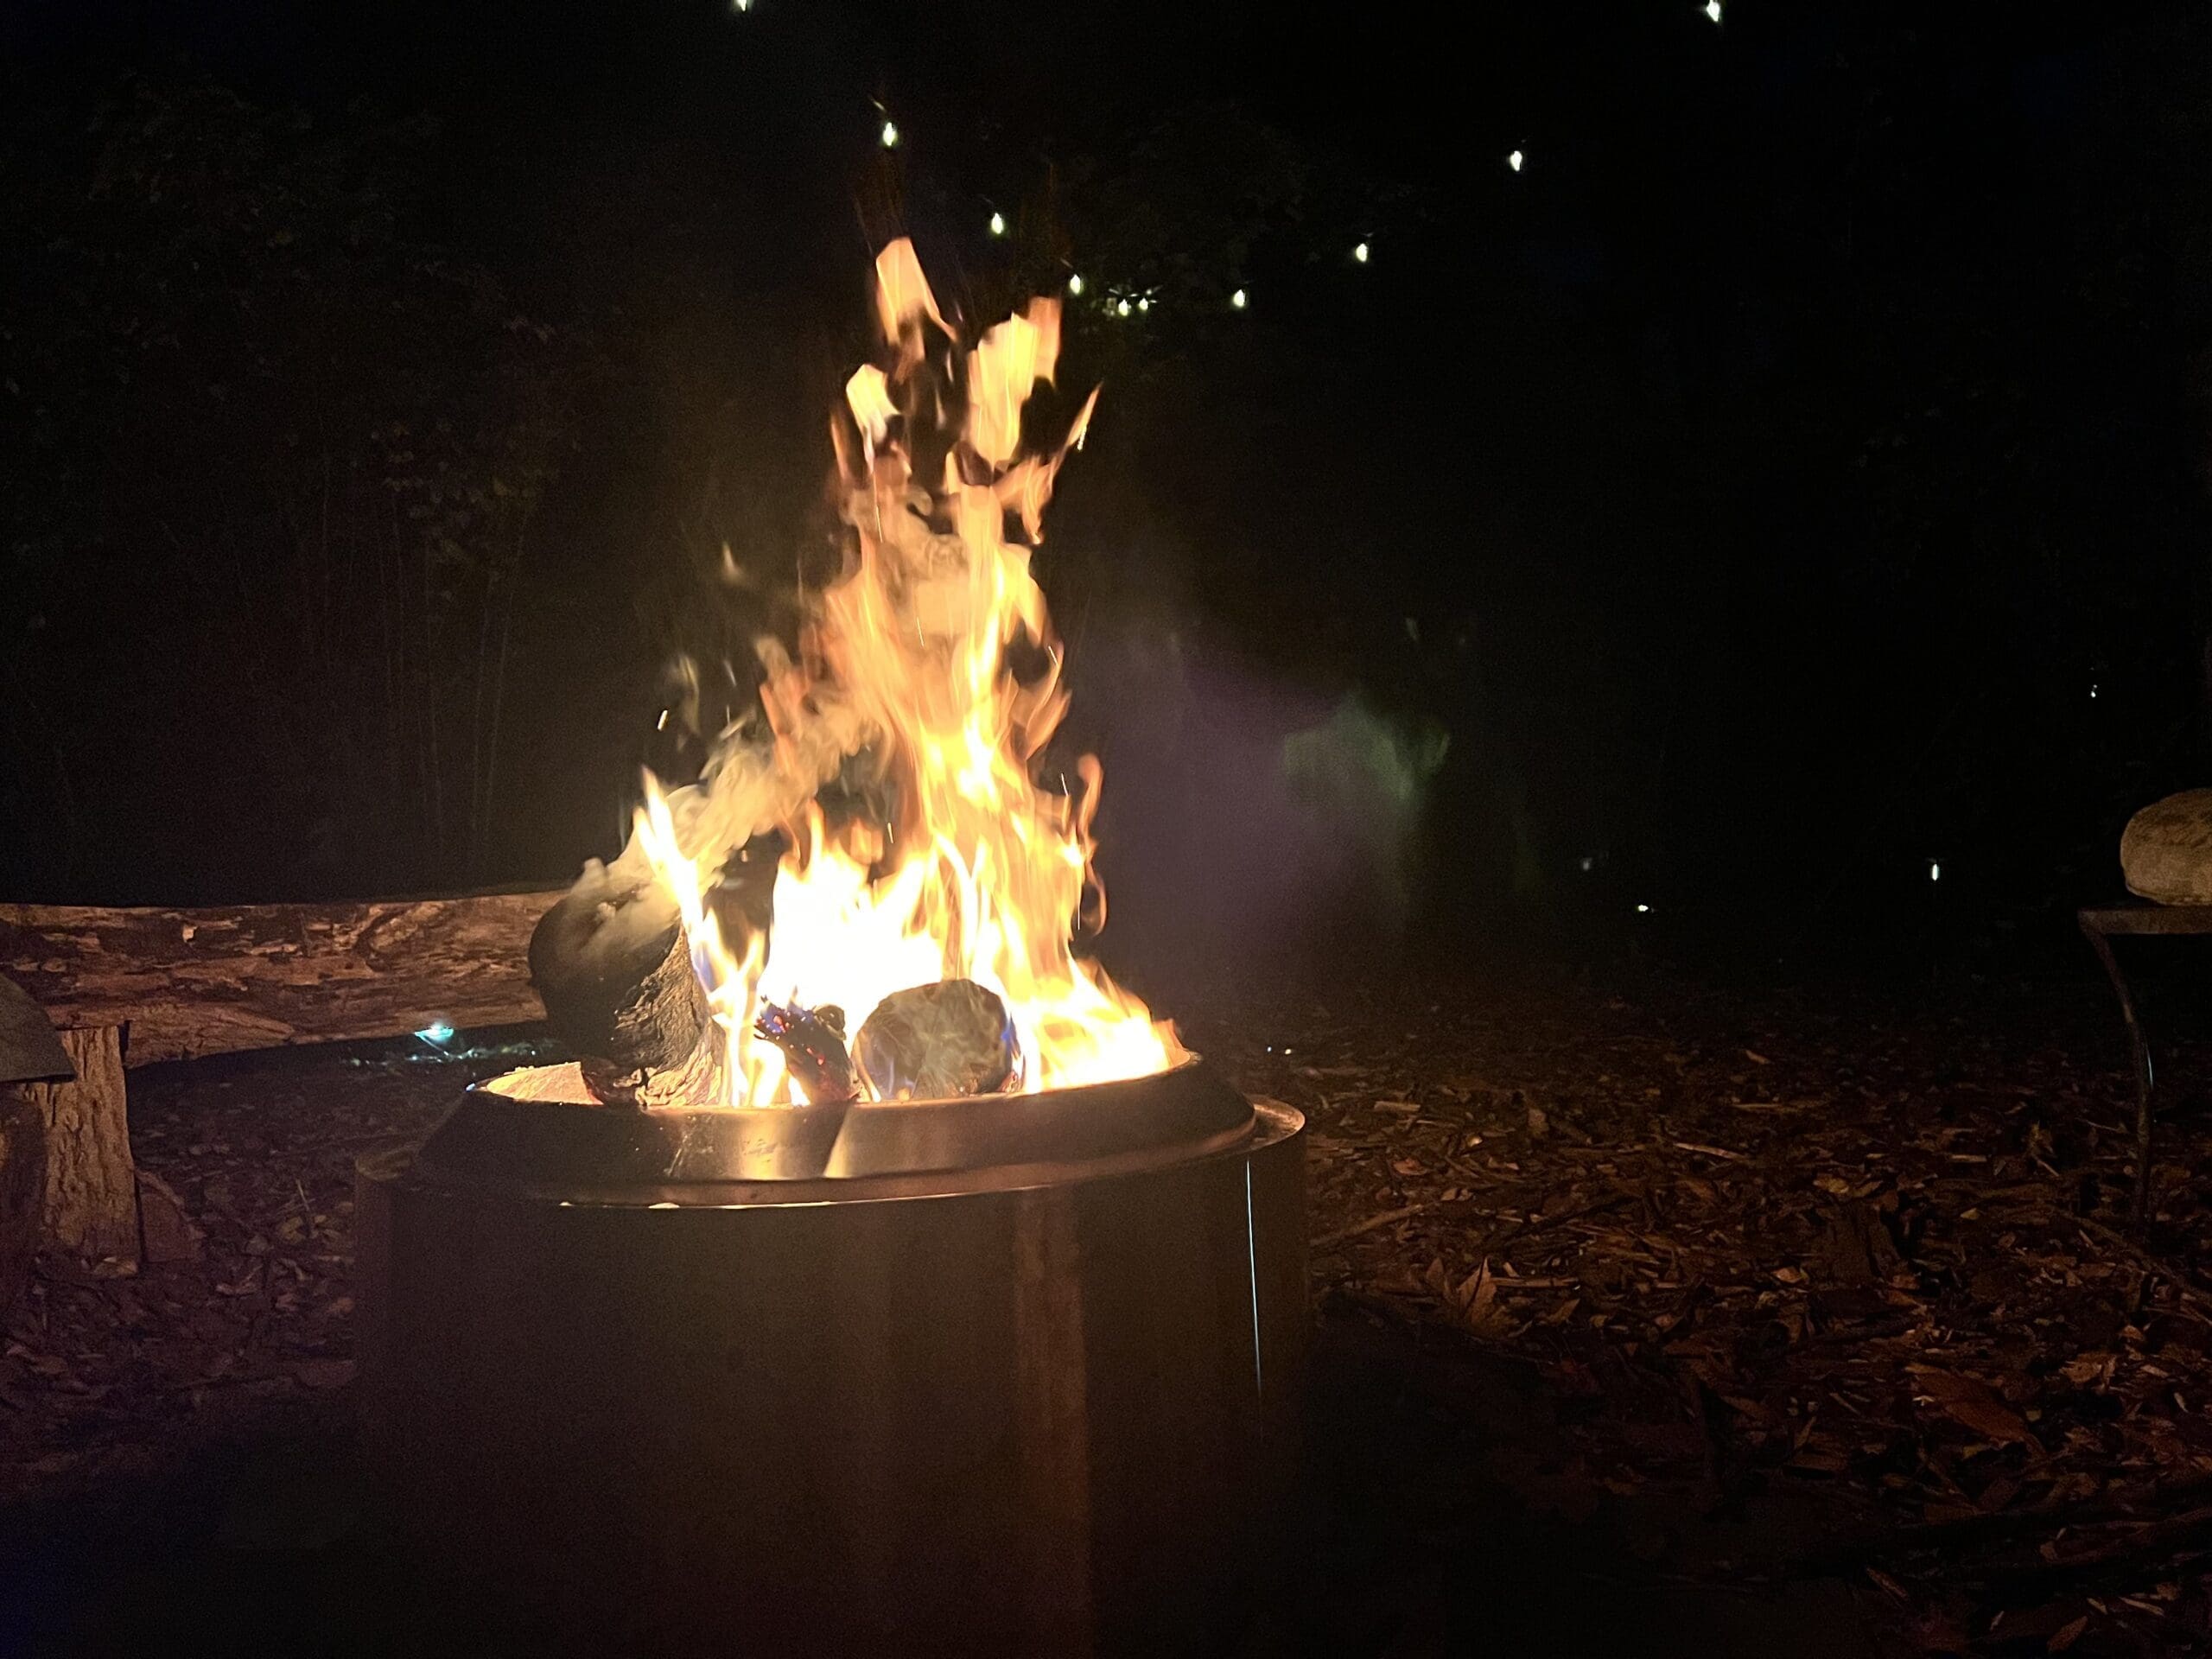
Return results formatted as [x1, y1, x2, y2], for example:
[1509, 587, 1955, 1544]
[0, 1092, 46, 1312]
[13, 1025, 137, 1262]
[528, 881, 709, 1077]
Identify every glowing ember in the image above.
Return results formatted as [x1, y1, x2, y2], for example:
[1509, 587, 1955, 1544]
[624, 239, 1183, 1107]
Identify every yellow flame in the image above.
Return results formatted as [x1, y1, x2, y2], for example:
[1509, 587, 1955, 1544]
[632, 240, 1182, 1106]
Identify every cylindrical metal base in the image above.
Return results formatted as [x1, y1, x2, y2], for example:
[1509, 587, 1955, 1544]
[357, 1081, 1304, 1656]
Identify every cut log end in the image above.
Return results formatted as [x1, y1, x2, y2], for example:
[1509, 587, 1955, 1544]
[530, 864, 718, 1107]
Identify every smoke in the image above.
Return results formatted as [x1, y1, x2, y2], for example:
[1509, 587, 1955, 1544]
[1070, 613, 1452, 968]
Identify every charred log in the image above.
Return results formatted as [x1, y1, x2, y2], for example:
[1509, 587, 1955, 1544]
[855, 980, 1020, 1101]
[527, 865, 715, 1108]
[589, 1030, 727, 1112]
[753, 1003, 858, 1104]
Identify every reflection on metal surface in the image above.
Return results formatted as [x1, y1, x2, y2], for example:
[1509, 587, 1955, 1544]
[435, 1057, 1249, 1187]
[1245, 1159, 1264, 1399]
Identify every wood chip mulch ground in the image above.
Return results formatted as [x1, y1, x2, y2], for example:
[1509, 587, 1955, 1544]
[8, 966, 2212, 1656]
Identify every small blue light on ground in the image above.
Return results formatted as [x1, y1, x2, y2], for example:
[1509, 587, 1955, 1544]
[416, 1020, 456, 1045]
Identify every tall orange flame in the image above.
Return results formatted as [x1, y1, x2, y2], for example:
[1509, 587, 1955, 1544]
[632, 240, 1181, 1106]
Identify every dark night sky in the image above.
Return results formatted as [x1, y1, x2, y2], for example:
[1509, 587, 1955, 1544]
[4, 0, 2209, 978]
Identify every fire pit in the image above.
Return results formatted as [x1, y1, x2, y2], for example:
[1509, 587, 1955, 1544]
[359, 1068, 1303, 1653]
[358, 240, 1307, 1652]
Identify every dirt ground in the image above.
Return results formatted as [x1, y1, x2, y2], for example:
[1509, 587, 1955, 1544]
[8, 963, 2212, 1656]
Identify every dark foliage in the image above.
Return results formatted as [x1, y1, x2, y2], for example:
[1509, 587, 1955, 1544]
[2, 78, 600, 898]
[4, 2, 2212, 978]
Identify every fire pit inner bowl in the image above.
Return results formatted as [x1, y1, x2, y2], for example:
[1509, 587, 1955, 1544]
[424, 1055, 1253, 1187]
[359, 1065, 1305, 1656]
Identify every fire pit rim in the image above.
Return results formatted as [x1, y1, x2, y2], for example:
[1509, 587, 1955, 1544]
[371, 1096, 1299, 1213]
[395, 1054, 1258, 1196]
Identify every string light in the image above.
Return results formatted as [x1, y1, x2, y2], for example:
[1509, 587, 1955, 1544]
[879, 119, 899, 150]
[1353, 241, 1370, 264]
[1705, 0, 1722, 21]
[1066, 272, 1084, 296]
[1929, 861, 1942, 883]
[732, 0, 753, 11]
[1508, 149, 1525, 172]
[1116, 298, 1131, 318]
[1636, 903, 1651, 914]
[1230, 288, 1249, 309]
[988, 211, 1006, 237]
[1136, 296, 1150, 313]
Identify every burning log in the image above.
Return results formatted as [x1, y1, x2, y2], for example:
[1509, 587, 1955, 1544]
[752, 1002, 858, 1103]
[528, 726, 872, 1107]
[855, 979, 1020, 1101]
[521, 239, 1179, 1114]
[527, 861, 718, 1108]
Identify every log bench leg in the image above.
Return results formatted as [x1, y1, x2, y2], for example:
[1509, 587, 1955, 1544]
[11, 1024, 139, 1265]
[0, 1093, 44, 1311]
[2082, 923, 2157, 1234]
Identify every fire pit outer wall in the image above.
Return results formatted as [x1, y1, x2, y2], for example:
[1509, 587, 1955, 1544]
[358, 1063, 1304, 1655]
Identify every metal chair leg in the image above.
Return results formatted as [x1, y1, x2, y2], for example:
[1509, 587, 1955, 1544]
[2082, 921, 2156, 1233]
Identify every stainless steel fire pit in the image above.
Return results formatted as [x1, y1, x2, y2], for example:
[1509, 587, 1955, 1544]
[357, 1062, 1304, 1656]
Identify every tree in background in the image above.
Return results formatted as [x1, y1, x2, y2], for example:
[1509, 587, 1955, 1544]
[1, 74, 591, 899]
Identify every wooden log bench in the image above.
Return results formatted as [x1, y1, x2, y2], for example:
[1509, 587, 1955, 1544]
[0, 889, 562, 1294]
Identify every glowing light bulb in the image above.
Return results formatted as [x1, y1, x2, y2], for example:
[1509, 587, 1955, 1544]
[1705, 0, 1722, 22]
[2089, 683, 2100, 700]
[1136, 296, 1150, 312]
[879, 120, 899, 150]
[1116, 298, 1131, 317]
[1508, 149, 1525, 172]
[1929, 861, 1941, 883]
[1066, 272, 1084, 296]
[1354, 241, 1370, 264]
[733, 0, 753, 11]
[988, 211, 1006, 237]
[1636, 903, 1650, 914]
[1230, 288, 1249, 309]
